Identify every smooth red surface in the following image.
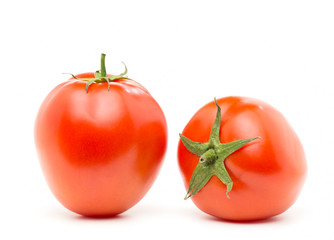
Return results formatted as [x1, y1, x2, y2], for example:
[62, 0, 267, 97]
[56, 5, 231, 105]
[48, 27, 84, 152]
[35, 73, 167, 217]
[178, 96, 307, 221]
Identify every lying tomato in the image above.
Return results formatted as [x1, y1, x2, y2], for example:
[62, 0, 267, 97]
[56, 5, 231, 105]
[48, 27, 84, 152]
[35, 54, 167, 217]
[178, 97, 307, 221]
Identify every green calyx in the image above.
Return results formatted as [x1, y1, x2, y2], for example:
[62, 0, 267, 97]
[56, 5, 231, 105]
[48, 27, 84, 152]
[179, 98, 260, 200]
[64, 53, 131, 93]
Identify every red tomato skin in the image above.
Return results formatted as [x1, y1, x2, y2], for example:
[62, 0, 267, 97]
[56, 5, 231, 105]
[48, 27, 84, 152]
[178, 96, 307, 221]
[35, 73, 167, 217]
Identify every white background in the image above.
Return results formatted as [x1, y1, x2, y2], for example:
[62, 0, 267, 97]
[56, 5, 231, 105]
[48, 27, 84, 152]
[0, 0, 333, 239]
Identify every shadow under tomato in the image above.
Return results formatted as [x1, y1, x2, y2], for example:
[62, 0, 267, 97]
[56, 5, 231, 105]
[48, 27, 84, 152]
[73, 213, 129, 222]
[206, 206, 309, 224]
[203, 214, 285, 225]
[45, 206, 130, 222]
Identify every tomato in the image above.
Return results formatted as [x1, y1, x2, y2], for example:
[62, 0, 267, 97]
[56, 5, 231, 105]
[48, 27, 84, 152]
[178, 96, 307, 221]
[35, 54, 167, 217]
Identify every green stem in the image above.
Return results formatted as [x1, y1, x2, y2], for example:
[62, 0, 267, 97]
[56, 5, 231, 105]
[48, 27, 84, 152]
[66, 54, 133, 93]
[100, 53, 107, 77]
[199, 149, 217, 166]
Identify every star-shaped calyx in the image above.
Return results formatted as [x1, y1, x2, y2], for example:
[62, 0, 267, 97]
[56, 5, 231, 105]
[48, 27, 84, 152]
[64, 53, 133, 93]
[179, 98, 260, 200]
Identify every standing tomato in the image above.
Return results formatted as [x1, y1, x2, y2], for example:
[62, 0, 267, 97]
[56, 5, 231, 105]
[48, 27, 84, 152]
[35, 54, 167, 217]
[178, 97, 306, 221]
